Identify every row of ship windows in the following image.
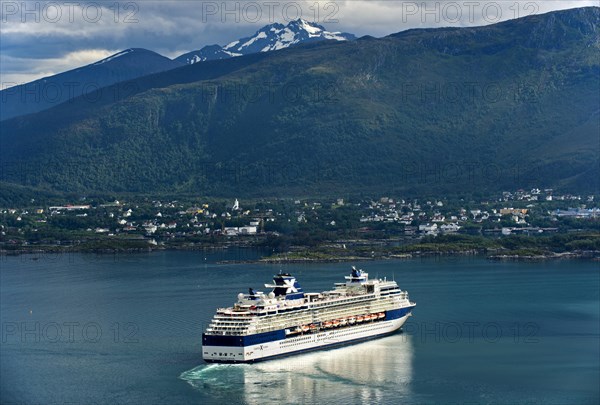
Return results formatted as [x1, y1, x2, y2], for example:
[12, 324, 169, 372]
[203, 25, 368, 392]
[250, 308, 395, 334]
[215, 299, 397, 326]
[256, 306, 309, 315]
[204, 352, 236, 357]
[281, 342, 309, 348]
[211, 302, 398, 334]
[278, 323, 391, 348]
[310, 295, 375, 308]
[212, 316, 395, 336]
[333, 323, 390, 339]
[213, 316, 253, 321]
[210, 329, 245, 336]
[208, 329, 247, 334]
[216, 295, 401, 319]
[284, 335, 312, 344]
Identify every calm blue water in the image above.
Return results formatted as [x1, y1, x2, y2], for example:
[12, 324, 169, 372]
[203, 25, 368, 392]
[1, 250, 598, 405]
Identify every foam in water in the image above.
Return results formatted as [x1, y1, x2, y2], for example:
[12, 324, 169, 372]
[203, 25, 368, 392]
[179, 335, 414, 404]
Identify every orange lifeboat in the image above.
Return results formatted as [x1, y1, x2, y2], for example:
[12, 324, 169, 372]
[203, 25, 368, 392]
[324, 321, 332, 328]
[356, 316, 364, 323]
[378, 312, 385, 319]
[332, 319, 340, 327]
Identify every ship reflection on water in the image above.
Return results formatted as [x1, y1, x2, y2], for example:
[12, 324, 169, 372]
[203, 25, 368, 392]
[180, 333, 414, 403]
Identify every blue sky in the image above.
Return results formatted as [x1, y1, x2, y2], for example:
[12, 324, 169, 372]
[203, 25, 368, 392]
[1, 1, 597, 86]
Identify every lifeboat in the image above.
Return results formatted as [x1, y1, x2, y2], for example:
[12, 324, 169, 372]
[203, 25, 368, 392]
[356, 316, 364, 323]
[378, 312, 385, 319]
[301, 325, 309, 332]
[332, 319, 340, 327]
[369, 314, 377, 321]
[309, 324, 317, 332]
[339, 319, 348, 326]
[348, 317, 356, 324]
[323, 321, 332, 328]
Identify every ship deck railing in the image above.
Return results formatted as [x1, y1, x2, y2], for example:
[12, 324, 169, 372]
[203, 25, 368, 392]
[213, 294, 406, 321]
[247, 300, 407, 335]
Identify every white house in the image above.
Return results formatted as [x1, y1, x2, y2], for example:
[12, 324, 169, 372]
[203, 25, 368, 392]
[419, 223, 438, 232]
[440, 223, 461, 232]
[239, 226, 257, 235]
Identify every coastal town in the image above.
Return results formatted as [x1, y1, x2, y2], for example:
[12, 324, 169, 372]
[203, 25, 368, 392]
[1, 188, 598, 260]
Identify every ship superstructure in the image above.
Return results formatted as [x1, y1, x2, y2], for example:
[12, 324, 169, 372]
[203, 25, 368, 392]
[202, 267, 416, 363]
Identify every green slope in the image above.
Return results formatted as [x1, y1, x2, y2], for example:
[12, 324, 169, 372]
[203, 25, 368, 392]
[0, 7, 598, 197]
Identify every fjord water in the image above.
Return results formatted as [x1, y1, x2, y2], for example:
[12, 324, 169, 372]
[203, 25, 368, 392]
[1, 251, 598, 405]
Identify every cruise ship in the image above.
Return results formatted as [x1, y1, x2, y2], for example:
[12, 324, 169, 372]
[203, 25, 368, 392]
[202, 267, 416, 363]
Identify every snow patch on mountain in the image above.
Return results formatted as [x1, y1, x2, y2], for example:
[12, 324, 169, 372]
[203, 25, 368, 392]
[175, 19, 355, 65]
[240, 31, 268, 49]
[94, 49, 133, 65]
[223, 40, 240, 50]
[298, 19, 321, 36]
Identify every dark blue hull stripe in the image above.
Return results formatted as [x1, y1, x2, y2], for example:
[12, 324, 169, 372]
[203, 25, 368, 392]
[386, 306, 414, 320]
[203, 329, 286, 347]
[205, 327, 407, 364]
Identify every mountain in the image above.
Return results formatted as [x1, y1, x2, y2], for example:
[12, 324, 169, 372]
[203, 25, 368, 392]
[0, 7, 598, 198]
[0, 21, 354, 121]
[175, 18, 355, 64]
[0, 48, 183, 121]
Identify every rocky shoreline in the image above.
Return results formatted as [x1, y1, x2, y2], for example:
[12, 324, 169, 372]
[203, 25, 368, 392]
[487, 251, 600, 261]
[2, 244, 598, 263]
[252, 248, 600, 263]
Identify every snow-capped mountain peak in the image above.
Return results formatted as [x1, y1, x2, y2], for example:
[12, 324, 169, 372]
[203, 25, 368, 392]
[289, 18, 325, 36]
[175, 19, 355, 65]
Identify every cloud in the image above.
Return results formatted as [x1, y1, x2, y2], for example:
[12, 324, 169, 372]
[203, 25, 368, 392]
[1, 49, 119, 87]
[1, 0, 597, 86]
[328, 0, 599, 36]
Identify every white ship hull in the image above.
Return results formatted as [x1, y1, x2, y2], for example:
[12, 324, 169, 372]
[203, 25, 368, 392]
[203, 313, 411, 363]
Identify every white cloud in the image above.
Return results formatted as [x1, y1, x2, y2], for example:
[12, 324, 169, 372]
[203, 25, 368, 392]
[1, 49, 118, 87]
[330, 1, 600, 36]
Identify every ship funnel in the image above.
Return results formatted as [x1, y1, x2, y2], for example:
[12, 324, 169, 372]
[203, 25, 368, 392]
[264, 273, 305, 300]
